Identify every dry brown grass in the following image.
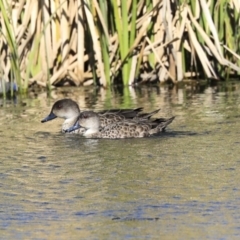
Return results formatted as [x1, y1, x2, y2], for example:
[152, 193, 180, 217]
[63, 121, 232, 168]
[0, 0, 239, 93]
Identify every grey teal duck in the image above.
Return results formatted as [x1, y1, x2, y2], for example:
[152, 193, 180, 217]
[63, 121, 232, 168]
[65, 111, 175, 138]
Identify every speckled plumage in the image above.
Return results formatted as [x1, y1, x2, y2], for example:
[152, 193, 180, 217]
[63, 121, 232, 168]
[66, 111, 175, 139]
[41, 98, 162, 134]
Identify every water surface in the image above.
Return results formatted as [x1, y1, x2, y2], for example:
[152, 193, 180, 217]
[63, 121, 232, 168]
[1, 83, 240, 239]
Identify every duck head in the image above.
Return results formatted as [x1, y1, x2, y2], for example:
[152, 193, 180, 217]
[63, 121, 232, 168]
[41, 99, 80, 122]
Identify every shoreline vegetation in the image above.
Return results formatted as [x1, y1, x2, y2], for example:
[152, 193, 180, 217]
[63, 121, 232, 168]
[0, 0, 240, 96]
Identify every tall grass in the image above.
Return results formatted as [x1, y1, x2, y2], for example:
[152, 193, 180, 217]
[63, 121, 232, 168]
[0, 0, 240, 95]
[0, 0, 21, 95]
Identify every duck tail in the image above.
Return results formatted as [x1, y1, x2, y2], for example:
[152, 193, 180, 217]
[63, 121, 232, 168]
[149, 116, 175, 135]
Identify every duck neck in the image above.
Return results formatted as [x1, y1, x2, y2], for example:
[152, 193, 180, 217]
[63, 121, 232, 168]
[84, 127, 99, 137]
[62, 117, 78, 132]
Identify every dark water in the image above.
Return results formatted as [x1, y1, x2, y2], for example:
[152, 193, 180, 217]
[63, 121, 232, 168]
[1, 83, 240, 239]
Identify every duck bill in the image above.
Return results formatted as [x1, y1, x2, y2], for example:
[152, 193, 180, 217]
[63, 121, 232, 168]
[41, 112, 57, 123]
[65, 122, 81, 133]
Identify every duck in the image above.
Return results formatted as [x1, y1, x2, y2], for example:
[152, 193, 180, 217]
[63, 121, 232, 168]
[41, 98, 163, 133]
[65, 111, 175, 138]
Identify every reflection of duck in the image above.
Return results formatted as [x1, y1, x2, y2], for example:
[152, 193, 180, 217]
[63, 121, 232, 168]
[65, 111, 175, 139]
[41, 98, 162, 133]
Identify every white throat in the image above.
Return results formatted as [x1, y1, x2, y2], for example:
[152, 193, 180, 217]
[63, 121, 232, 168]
[62, 117, 78, 131]
[84, 128, 99, 137]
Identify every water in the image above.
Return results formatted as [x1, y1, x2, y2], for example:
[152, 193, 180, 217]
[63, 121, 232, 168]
[1, 83, 240, 239]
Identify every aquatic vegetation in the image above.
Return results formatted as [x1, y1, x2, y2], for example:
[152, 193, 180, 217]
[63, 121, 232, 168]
[0, 0, 240, 95]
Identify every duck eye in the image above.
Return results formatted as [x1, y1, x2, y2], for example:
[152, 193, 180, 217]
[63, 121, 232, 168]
[57, 104, 62, 109]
